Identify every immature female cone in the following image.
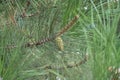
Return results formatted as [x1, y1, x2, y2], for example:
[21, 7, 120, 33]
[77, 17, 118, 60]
[55, 36, 64, 51]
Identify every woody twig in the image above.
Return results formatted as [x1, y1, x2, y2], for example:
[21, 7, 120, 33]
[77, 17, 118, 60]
[24, 15, 79, 47]
[21, 1, 40, 18]
[6, 14, 79, 49]
[41, 54, 88, 70]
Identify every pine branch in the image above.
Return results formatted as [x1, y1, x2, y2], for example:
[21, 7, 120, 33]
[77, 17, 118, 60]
[24, 15, 79, 47]
[56, 15, 79, 37]
[6, 14, 79, 49]
[42, 54, 88, 70]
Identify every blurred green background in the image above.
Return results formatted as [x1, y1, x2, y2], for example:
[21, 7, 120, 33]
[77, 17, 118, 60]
[0, 0, 120, 80]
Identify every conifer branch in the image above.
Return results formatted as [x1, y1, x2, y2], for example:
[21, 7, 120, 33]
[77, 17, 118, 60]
[6, 14, 79, 48]
[42, 54, 88, 70]
[56, 15, 79, 37]
[24, 15, 79, 47]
